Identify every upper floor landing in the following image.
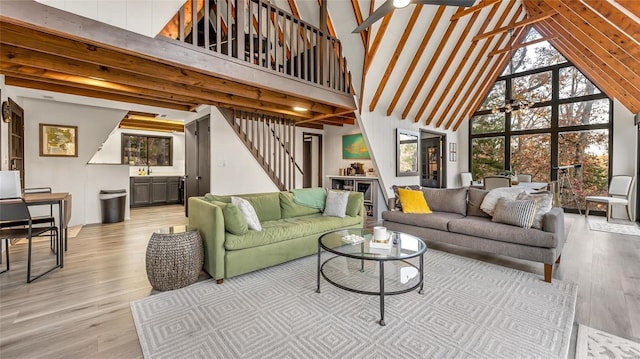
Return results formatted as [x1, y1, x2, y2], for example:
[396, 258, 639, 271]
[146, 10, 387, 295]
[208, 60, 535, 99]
[0, 0, 356, 128]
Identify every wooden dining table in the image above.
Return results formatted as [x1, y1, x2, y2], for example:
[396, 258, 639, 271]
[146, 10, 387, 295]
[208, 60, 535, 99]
[23, 192, 72, 268]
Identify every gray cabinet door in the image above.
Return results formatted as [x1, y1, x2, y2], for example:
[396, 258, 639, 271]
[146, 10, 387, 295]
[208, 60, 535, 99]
[131, 178, 152, 206]
[167, 177, 180, 203]
[151, 178, 168, 203]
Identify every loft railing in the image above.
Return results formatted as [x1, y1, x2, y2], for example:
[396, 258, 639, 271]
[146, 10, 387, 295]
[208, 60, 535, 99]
[159, 0, 351, 94]
[224, 109, 300, 190]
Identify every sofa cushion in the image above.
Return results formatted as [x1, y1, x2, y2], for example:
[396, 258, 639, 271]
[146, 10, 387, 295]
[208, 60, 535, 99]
[398, 188, 432, 214]
[448, 216, 557, 248]
[324, 190, 349, 218]
[280, 192, 321, 218]
[382, 210, 464, 231]
[467, 188, 490, 218]
[491, 198, 537, 229]
[516, 191, 553, 229]
[203, 192, 281, 222]
[224, 214, 361, 250]
[421, 188, 467, 215]
[232, 196, 262, 231]
[392, 185, 422, 211]
[480, 187, 526, 216]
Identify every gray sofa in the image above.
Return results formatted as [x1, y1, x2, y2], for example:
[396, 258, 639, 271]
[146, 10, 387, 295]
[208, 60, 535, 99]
[382, 187, 565, 283]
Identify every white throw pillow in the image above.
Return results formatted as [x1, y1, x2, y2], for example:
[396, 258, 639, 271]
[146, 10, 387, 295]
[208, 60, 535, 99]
[323, 190, 349, 218]
[480, 187, 526, 216]
[231, 196, 262, 231]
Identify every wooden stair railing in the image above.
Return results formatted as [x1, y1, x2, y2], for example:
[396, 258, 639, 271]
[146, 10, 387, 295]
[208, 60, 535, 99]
[220, 109, 301, 190]
[159, 0, 351, 94]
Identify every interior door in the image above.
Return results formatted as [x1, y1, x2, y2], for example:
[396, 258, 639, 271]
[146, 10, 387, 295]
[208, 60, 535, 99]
[7, 98, 25, 187]
[420, 130, 446, 188]
[185, 116, 210, 216]
[197, 117, 210, 196]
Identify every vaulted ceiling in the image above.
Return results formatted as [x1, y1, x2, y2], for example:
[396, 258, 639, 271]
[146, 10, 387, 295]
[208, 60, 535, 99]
[335, 0, 639, 131]
[1, 0, 638, 132]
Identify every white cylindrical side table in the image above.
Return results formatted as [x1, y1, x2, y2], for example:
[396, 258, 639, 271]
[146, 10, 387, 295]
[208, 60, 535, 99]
[146, 225, 203, 291]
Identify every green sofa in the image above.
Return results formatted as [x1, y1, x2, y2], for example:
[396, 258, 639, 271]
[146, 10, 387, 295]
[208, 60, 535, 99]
[188, 190, 364, 283]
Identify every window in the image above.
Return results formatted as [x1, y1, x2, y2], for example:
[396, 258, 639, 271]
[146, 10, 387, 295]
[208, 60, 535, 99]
[470, 27, 612, 212]
[122, 134, 173, 166]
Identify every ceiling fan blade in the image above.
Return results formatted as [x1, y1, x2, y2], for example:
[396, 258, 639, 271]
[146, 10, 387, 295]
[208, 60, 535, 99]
[352, 0, 396, 33]
[415, 0, 475, 6]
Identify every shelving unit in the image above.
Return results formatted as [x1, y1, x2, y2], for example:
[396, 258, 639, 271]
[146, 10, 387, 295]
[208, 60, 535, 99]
[328, 176, 381, 220]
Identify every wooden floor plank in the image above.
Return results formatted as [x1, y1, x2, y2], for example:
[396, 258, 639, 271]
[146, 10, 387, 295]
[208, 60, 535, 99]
[1, 206, 639, 358]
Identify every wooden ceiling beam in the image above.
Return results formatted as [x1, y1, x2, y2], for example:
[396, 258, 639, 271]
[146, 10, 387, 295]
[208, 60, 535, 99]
[418, 9, 483, 124]
[535, 1, 640, 95]
[385, 6, 447, 116]
[400, 7, 466, 120]
[296, 110, 355, 124]
[488, 36, 557, 56]
[581, 0, 640, 46]
[450, 0, 501, 20]
[120, 119, 185, 133]
[368, 5, 423, 112]
[442, 1, 519, 129]
[541, 0, 639, 62]
[364, 12, 394, 74]
[0, 21, 338, 115]
[430, 1, 502, 127]
[0, 67, 202, 108]
[4, 76, 193, 111]
[350, 0, 368, 48]
[0, 45, 319, 119]
[615, 0, 640, 18]
[472, 10, 555, 42]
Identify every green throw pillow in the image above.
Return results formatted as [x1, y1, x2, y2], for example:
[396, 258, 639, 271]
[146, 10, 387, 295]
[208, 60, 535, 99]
[279, 192, 321, 218]
[243, 193, 281, 222]
[346, 191, 363, 217]
[290, 188, 327, 210]
[222, 203, 249, 235]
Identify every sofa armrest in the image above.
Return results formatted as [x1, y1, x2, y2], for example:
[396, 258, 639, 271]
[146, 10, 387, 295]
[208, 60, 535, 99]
[188, 197, 226, 280]
[543, 207, 565, 249]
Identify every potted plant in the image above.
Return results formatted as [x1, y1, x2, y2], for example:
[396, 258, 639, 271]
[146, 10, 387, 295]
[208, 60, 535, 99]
[503, 170, 519, 185]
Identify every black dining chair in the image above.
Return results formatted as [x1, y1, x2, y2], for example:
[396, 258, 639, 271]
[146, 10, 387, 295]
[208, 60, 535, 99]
[22, 187, 58, 252]
[0, 198, 60, 282]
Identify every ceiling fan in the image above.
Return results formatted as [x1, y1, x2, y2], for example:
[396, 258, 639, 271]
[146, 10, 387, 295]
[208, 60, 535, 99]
[352, 0, 476, 33]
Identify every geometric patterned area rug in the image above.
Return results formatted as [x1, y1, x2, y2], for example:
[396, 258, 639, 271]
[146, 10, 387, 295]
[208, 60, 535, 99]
[587, 217, 640, 237]
[130, 250, 578, 359]
[575, 324, 640, 358]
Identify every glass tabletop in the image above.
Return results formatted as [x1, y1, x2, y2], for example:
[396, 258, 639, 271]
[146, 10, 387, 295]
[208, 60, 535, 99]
[319, 228, 426, 260]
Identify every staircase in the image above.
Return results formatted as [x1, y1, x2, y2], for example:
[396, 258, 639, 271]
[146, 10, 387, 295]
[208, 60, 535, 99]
[221, 109, 301, 190]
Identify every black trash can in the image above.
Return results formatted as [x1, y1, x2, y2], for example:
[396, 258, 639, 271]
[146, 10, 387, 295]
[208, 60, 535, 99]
[100, 189, 127, 224]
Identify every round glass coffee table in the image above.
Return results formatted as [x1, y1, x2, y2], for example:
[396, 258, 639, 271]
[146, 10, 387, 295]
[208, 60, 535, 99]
[316, 228, 427, 326]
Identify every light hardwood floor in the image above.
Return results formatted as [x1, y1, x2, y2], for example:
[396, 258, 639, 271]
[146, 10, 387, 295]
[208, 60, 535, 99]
[1, 206, 639, 358]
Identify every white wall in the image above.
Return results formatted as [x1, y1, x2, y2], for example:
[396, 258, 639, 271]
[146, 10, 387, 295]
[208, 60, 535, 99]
[207, 106, 279, 194]
[89, 127, 185, 176]
[36, 0, 184, 38]
[20, 98, 129, 226]
[612, 99, 637, 219]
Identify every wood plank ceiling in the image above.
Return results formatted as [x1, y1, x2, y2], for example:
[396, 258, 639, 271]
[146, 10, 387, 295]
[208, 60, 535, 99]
[347, 0, 640, 131]
[0, 1, 356, 129]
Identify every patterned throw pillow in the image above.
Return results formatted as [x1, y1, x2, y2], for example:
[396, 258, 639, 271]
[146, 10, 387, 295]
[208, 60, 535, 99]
[397, 188, 432, 214]
[323, 190, 350, 218]
[516, 191, 553, 229]
[391, 185, 422, 211]
[491, 198, 537, 229]
[480, 187, 526, 216]
[231, 196, 262, 231]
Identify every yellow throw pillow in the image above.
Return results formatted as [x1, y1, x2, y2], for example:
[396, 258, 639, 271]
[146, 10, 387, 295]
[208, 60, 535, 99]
[397, 188, 432, 214]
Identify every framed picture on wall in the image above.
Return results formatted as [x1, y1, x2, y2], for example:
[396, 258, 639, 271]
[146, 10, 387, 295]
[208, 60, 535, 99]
[40, 123, 78, 157]
[342, 133, 370, 159]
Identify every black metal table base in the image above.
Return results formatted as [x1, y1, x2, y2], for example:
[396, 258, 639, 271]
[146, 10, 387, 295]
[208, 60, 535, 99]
[317, 243, 424, 326]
